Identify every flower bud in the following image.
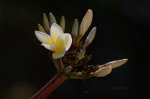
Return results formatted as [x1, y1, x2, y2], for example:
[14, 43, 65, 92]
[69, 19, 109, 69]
[94, 65, 112, 77]
[43, 13, 50, 33]
[64, 66, 72, 74]
[76, 9, 93, 44]
[49, 12, 57, 25]
[86, 27, 96, 44]
[72, 19, 79, 45]
[72, 19, 79, 37]
[38, 24, 46, 33]
[60, 16, 65, 32]
[105, 58, 128, 69]
[75, 72, 82, 76]
[82, 27, 96, 50]
[77, 50, 86, 60]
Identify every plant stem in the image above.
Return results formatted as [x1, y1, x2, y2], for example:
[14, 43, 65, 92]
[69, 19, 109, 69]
[31, 73, 67, 99]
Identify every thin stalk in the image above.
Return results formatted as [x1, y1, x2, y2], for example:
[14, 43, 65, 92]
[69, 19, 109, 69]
[31, 73, 67, 99]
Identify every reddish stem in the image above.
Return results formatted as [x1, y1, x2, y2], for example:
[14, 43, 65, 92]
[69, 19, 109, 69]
[31, 73, 67, 99]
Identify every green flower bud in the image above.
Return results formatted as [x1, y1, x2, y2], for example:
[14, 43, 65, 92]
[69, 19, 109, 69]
[38, 24, 46, 33]
[49, 12, 57, 25]
[60, 16, 65, 32]
[94, 65, 112, 77]
[43, 13, 50, 33]
[64, 66, 72, 74]
[77, 50, 86, 60]
[105, 58, 128, 69]
[82, 27, 96, 50]
[72, 19, 79, 37]
[76, 9, 93, 44]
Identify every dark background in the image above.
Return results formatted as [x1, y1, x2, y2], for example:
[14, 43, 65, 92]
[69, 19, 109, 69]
[0, 0, 150, 99]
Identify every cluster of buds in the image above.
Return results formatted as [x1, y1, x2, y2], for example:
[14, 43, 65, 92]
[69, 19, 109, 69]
[32, 9, 128, 99]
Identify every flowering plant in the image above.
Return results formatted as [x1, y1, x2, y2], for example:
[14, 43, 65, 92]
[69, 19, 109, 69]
[31, 9, 128, 99]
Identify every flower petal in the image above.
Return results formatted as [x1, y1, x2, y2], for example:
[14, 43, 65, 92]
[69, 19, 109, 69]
[50, 23, 64, 43]
[56, 33, 72, 51]
[55, 35, 64, 48]
[52, 47, 66, 59]
[35, 31, 53, 45]
[41, 43, 56, 51]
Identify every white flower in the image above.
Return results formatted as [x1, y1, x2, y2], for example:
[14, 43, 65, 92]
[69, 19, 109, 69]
[35, 23, 72, 59]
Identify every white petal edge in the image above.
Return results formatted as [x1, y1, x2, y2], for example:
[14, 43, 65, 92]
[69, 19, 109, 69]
[57, 33, 72, 51]
[41, 43, 56, 51]
[35, 31, 53, 44]
[52, 47, 66, 59]
[50, 23, 64, 43]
